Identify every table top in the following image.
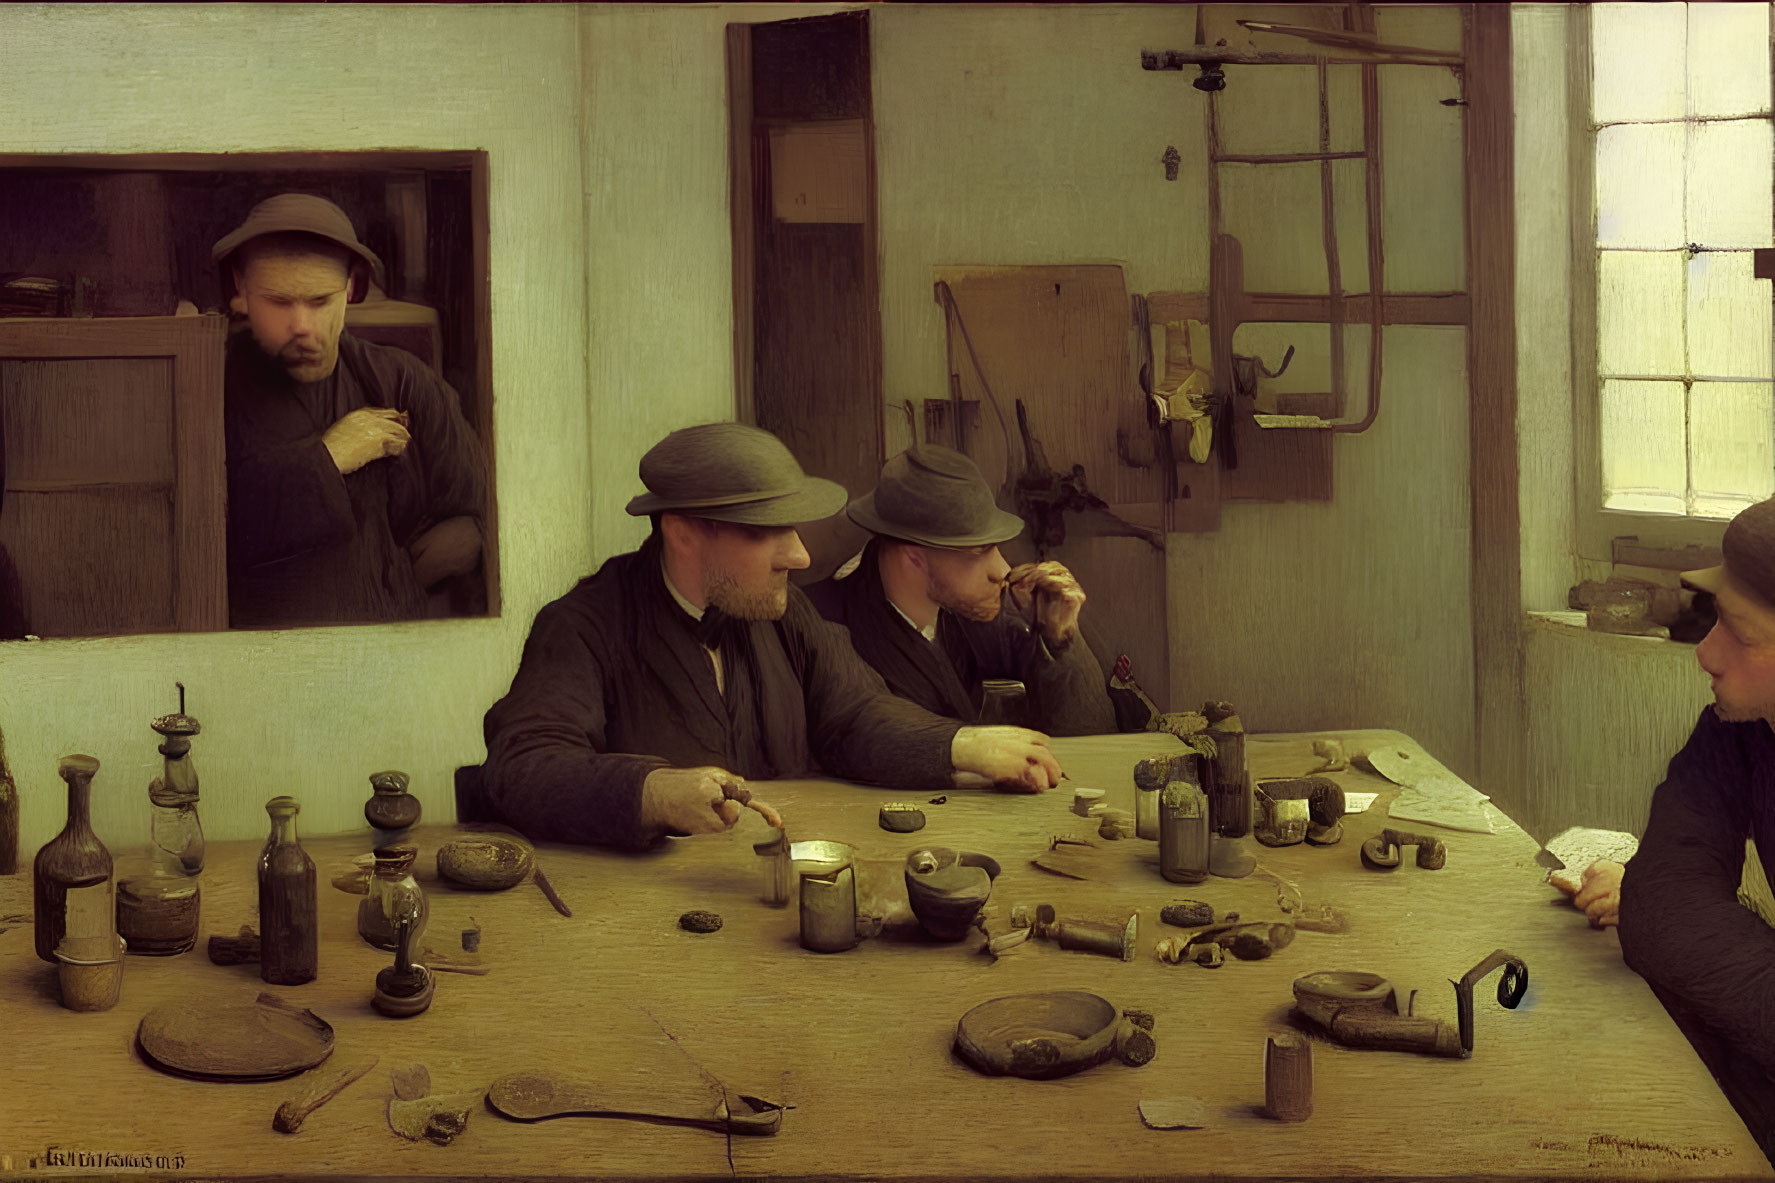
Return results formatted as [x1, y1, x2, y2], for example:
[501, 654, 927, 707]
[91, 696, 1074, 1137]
[0, 729, 1763, 1180]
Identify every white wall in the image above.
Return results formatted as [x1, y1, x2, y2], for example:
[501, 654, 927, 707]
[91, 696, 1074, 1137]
[1, 3, 590, 853]
[876, 4, 1477, 776]
[1511, 4, 1715, 840]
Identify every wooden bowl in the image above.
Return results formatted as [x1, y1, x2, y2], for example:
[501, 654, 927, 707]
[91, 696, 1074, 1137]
[954, 990, 1120, 1079]
[436, 835, 534, 890]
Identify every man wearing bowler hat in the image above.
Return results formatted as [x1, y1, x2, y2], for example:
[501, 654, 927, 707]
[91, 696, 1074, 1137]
[805, 445, 1115, 736]
[213, 193, 486, 627]
[481, 422, 1065, 849]
[1583, 495, 1775, 1161]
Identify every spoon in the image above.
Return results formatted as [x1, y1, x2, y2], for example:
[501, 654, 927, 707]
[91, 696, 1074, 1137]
[486, 1070, 782, 1136]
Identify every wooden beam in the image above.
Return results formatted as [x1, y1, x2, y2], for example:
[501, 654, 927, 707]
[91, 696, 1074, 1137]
[0, 150, 480, 173]
[1143, 290, 1470, 326]
[726, 23, 757, 425]
[1463, 5, 1525, 813]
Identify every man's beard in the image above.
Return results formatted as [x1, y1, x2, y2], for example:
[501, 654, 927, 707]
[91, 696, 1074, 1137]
[930, 576, 1002, 623]
[708, 571, 789, 621]
[1711, 698, 1770, 723]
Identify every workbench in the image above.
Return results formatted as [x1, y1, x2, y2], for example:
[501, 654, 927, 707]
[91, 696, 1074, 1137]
[0, 730, 1763, 1180]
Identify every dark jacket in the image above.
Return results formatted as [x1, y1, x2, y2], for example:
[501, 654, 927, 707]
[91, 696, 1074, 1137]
[1618, 706, 1775, 1158]
[224, 330, 485, 627]
[481, 534, 963, 849]
[804, 539, 1115, 736]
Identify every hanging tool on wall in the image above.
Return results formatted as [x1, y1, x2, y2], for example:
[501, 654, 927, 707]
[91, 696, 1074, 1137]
[1012, 400, 1161, 555]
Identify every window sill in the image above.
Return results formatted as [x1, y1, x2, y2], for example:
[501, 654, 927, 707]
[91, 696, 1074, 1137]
[1525, 609, 1696, 648]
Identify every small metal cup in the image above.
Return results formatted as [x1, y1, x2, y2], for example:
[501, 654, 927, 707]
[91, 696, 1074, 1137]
[799, 862, 858, 953]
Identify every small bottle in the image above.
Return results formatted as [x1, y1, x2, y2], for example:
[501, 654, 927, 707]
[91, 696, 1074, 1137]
[1158, 766, 1211, 885]
[357, 844, 428, 952]
[147, 687, 205, 875]
[34, 755, 114, 964]
[1134, 784, 1160, 841]
[258, 796, 317, 986]
[118, 688, 206, 956]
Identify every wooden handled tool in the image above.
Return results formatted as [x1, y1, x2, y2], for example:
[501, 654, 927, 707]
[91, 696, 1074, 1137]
[273, 1056, 379, 1134]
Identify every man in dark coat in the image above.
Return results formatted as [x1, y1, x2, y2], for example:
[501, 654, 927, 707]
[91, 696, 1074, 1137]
[481, 423, 1063, 848]
[805, 445, 1115, 736]
[1609, 496, 1775, 1163]
[215, 194, 486, 627]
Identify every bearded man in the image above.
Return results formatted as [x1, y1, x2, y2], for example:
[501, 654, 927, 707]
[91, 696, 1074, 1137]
[1597, 495, 1775, 1163]
[804, 445, 1115, 735]
[214, 193, 486, 627]
[480, 423, 1064, 849]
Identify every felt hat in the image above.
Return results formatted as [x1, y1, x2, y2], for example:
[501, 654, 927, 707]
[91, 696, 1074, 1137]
[625, 422, 846, 525]
[1682, 496, 1775, 613]
[847, 445, 1024, 548]
[211, 193, 386, 296]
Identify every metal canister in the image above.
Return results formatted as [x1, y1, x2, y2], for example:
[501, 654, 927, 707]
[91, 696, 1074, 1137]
[799, 861, 858, 952]
[1158, 779, 1211, 884]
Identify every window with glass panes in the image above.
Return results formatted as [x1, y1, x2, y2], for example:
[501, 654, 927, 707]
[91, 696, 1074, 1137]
[1591, 2, 1773, 520]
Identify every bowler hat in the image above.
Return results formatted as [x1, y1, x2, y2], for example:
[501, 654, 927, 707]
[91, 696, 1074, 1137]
[211, 194, 386, 294]
[1683, 496, 1775, 613]
[847, 445, 1024, 548]
[625, 422, 846, 526]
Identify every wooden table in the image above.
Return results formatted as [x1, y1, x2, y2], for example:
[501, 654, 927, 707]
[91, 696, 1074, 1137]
[0, 730, 1764, 1180]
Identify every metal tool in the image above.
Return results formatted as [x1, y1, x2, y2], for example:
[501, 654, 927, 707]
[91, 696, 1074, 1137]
[1292, 948, 1528, 1058]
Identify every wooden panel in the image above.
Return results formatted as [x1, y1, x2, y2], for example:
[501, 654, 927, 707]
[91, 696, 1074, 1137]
[0, 315, 226, 636]
[935, 264, 1169, 705]
[769, 121, 867, 223]
[2, 358, 174, 485]
[1, 487, 174, 635]
[1465, 5, 1525, 806]
[934, 265, 1156, 508]
[755, 222, 881, 498]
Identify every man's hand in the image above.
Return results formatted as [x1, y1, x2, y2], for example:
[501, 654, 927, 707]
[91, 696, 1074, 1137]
[322, 407, 410, 476]
[641, 766, 784, 835]
[1556, 859, 1625, 928]
[1007, 561, 1086, 648]
[950, 724, 1062, 793]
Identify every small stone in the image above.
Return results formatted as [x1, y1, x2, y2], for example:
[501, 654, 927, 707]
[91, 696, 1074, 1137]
[1160, 901, 1214, 927]
[878, 804, 926, 833]
[928, 795, 947, 805]
[1139, 1097, 1210, 1130]
[1122, 1008, 1155, 1032]
[1224, 912, 1240, 923]
[391, 1062, 431, 1101]
[678, 910, 723, 934]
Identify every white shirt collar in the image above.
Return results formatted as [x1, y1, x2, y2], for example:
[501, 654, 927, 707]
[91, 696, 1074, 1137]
[889, 598, 938, 643]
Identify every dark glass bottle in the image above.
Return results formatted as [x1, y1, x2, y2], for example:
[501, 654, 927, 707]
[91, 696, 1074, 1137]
[258, 796, 317, 986]
[33, 755, 114, 963]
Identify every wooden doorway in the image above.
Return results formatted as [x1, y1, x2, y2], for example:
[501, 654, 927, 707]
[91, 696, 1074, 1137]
[727, 11, 884, 510]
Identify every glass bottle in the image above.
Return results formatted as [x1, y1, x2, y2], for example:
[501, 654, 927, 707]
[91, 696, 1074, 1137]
[148, 690, 204, 876]
[258, 796, 317, 985]
[33, 754, 114, 963]
[118, 690, 205, 955]
[357, 843, 428, 951]
[1207, 703, 1250, 839]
